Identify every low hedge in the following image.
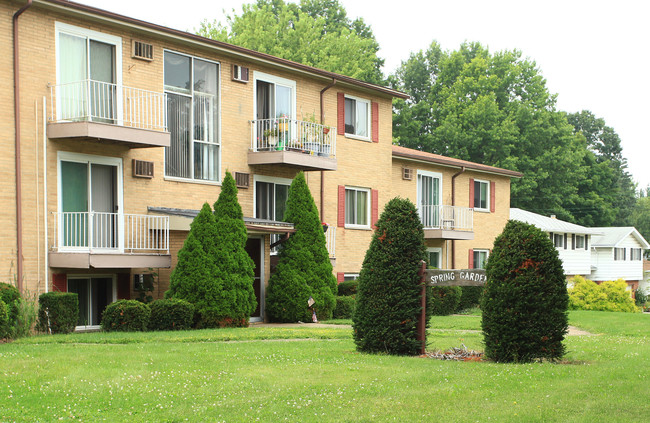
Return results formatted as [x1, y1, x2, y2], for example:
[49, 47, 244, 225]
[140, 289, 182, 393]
[0, 300, 8, 338]
[0, 283, 21, 336]
[569, 276, 638, 312]
[428, 286, 462, 316]
[149, 298, 194, 331]
[337, 281, 358, 297]
[101, 300, 150, 332]
[36, 292, 79, 334]
[457, 286, 483, 312]
[333, 296, 356, 319]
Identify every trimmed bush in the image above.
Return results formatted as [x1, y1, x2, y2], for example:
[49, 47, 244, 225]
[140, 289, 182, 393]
[569, 276, 638, 312]
[428, 286, 462, 316]
[0, 282, 23, 338]
[149, 299, 194, 331]
[333, 296, 356, 319]
[101, 300, 150, 332]
[36, 292, 78, 334]
[634, 288, 647, 307]
[482, 220, 569, 363]
[337, 281, 358, 296]
[0, 300, 8, 339]
[266, 172, 337, 322]
[353, 197, 427, 355]
[457, 286, 483, 312]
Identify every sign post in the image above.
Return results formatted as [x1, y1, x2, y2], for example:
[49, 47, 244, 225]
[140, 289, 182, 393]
[417, 265, 487, 355]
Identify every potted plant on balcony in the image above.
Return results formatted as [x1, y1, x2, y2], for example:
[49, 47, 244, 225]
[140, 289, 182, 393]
[263, 127, 279, 149]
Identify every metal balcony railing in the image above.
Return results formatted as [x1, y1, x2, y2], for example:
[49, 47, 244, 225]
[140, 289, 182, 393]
[250, 118, 336, 157]
[419, 205, 473, 231]
[49, 79, 167, 131]
[51, 212, 169, 253]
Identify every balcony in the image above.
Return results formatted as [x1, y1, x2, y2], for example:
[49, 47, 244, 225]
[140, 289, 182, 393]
[49, 212, 171, 269]
[47, 80, 170, 148]
[420, 205, 474, 240]
[248, 118, 337, 171]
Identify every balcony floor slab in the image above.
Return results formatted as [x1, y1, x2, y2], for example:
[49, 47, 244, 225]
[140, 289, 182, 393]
[49, 252, 171, 269]
[248, 150, 337, 171]
[48, 121, 170, 148]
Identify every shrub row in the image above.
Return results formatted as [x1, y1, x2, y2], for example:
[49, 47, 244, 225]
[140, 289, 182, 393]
[37, 292, 79, 334]
[569, 276, 638, 312]
[101, 299, 194, 332]
[0, 282, 23, 339]
[333, 296, 356, 319]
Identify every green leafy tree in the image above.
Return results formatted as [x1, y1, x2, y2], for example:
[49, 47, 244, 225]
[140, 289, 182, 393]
[266, 172, 337, 322]
[166, 202, 223, 327]
[212, 171, 257, 326]
[197, 0, 385, 85]
[630, 196, 650, 255]
[392, 42, 593, 222]
[353, 197, 427, 355]
[481, 220, 569, 363]
[566, 110, 637, 226]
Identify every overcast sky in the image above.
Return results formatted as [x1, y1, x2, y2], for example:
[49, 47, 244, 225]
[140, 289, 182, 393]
[75, 0, 650, 189]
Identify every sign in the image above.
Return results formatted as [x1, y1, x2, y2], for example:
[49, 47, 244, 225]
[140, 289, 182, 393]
[425, 269, 487, 287]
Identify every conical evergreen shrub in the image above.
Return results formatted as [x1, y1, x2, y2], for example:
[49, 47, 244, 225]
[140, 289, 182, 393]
[353, 197, 427, 355]
[212, 171, 257, 327]
[166, 202, 223, 327]
[266, 172, 337, 322]
[481, 220, 569, 363]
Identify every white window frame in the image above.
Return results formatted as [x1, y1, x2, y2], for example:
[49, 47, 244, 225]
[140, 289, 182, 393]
[553, 234, 564, 249]
[67, 273, 117, 331]
[473, 179, 490, 212]
[163, 49, 222, 184]
[473, 249, 489, 269]
[253, 71, 297, 119]
[631, 248, 643, 261]
[345, 186, 371, 229]
[575, 235, 585, 249]
[253, 175, 292, 221]
[57, 151, 124, 252]
[55, 22, 124, 123]
[343, 273, 360, 282]
[344, 94, 371, 141]
[614, 247, 626, 261]
[426, 247, 442, 269]
[416, 170, 443, 227]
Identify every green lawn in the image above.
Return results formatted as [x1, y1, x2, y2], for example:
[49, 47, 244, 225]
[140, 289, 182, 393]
[1, 311, 648, 422]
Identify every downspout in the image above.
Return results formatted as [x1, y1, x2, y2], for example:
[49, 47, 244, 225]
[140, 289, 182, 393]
[13, 0, 34, 292]
[319, 78, 337, 222]
[43, 96, 48, 293]
[450, 166, 466, 269]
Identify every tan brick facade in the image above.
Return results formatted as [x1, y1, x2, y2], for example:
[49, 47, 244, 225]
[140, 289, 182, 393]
[2, 1, 519, 321]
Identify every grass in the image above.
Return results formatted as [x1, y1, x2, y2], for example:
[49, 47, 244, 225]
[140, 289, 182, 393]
[1, 311, 649, 421]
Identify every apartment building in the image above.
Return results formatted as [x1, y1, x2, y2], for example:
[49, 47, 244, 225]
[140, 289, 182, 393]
[4, 0, 521, 326]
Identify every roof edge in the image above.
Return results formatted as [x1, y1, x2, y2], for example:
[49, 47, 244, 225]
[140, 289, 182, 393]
[36, 0, 409, 99]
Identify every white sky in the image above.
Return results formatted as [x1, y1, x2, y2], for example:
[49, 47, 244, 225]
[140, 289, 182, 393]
[75, 0, 650, 188]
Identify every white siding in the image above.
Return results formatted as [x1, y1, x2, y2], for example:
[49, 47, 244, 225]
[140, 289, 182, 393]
[589, 236, 645, 282]
[552, 232, 592, 276]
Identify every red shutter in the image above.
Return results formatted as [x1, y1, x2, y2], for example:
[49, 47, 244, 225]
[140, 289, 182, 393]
[468, 249, 474, 269]
[117, 273, 131, 300]
[338, 185, 346, 227]
[337, 272, 345, 284]
[490, 181, 496, 213]
[371, 189, 379, 228]
[337, 92, 345, 135]
[371, 102, 379, 143]
[52, 273, 67, 292]
[469, 179, 475, 208]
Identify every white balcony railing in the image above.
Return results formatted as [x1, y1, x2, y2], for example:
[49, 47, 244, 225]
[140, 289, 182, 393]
[250, 118, 336, 157]
[419, 205, 473, 231]
[49, 79, 167, 131]
[51, 212, 169, 253]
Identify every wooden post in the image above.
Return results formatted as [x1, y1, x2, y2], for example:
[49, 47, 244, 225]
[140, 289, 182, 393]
[417, 260, 427, 355]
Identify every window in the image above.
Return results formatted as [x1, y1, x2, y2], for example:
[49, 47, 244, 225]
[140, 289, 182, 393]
[417, 171, 442, 228]
[164, 51, 220, 181]
[631, 248, 643, 261]
[255, 176, 291, 254]
[575, 235, 585, 249]
[473, 250, 489, 269]
[254, 72, 296, 150]
[344, 95, 370, 138]
[345, 187, 370, 228]
[553, 234, 564, 248]
[427, 248, 442, 269]
[473, 180, 489, 210]
[614, 248, 626, 261]
[343, 274, 360, 282]
[55, 23, 122, 123]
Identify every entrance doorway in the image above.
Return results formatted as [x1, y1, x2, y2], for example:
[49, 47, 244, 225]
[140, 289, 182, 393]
[245, 238, 264, 322]
[67, 276, 115, 328]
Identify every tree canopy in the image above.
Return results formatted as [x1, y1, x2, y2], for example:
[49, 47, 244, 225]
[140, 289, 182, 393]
[198, 0, 385, 85]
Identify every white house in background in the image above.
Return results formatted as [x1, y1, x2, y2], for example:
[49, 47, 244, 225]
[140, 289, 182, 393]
[589, 227, 650, 291]
[642, 260, 650, 294]
[510, 208, 601, 277]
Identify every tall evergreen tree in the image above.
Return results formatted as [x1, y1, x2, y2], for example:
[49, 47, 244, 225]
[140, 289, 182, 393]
[212, 171, 257, 326]
[166, 202, 223, 326]
[266, 172, 337, 322]
[353, 198, 427, 355]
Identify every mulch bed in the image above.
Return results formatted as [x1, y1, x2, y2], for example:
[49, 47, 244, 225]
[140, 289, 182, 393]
[424, 344, 484, 361]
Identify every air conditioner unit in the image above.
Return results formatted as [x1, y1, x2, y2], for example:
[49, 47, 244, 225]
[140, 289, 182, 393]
[402, 167, 413, 180]
[232, 64, 249, 83]
[132, 40, 154, 61]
